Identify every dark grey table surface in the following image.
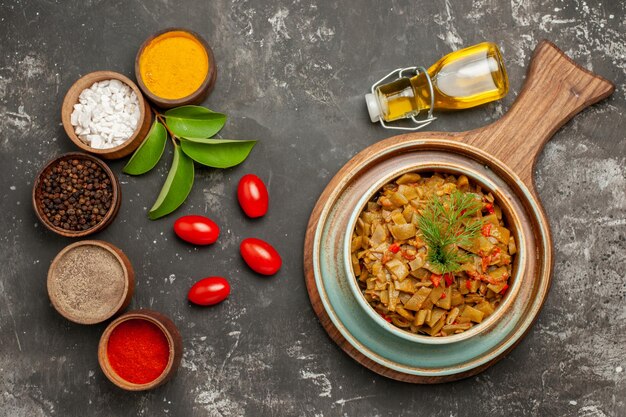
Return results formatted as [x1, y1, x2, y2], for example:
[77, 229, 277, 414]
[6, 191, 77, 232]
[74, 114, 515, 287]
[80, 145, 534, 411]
[1, 1, 624, 416]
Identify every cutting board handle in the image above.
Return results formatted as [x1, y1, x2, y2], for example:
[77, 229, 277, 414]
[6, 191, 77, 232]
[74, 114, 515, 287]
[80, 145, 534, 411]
[462, 40, 614, 189]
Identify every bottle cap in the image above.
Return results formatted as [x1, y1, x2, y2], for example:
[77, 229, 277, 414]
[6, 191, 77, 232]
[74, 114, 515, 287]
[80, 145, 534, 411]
[365, 93, 381, 123]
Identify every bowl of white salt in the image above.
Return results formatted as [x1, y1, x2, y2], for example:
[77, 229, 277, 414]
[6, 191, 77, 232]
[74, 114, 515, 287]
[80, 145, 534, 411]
[62, 71, 153, 159]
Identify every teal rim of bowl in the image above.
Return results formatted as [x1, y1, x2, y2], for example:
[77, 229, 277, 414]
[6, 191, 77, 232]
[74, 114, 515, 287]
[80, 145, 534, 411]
[310, 139, 550, 377]
[343, 164, 525, 345]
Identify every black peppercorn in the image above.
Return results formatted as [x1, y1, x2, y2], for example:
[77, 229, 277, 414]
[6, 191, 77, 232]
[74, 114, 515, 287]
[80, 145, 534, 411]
[39, 158, 113, 231]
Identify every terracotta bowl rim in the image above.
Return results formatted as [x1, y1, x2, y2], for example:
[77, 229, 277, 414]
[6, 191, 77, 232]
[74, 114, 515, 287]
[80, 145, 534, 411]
[32, 152, 120, 237]
[343, 164, 525, 345]
[134, 27, 217, 108]
[98, 311, 178, 391]
[61, 70, 149, 157]
[47, 240, 133, 324]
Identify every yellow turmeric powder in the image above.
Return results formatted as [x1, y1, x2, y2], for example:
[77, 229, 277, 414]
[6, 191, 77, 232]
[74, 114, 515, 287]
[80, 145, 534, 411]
[139, 31, 209, 100]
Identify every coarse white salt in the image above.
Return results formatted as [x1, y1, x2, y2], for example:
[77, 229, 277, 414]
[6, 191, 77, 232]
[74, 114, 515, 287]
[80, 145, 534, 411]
[70, 79, 140, 149]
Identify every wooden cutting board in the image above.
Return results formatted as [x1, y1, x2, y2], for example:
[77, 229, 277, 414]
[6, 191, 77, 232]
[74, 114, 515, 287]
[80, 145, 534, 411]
[303, 40, 615, 383]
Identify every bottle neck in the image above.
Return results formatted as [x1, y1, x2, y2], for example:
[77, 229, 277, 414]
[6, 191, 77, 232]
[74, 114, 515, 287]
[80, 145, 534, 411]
[409, 70, 436, 112]
[374, 74, 431, 122]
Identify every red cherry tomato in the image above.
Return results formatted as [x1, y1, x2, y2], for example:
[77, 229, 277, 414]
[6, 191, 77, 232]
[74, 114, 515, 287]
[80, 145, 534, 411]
[237, 174, 269, 218]
[240, 238, 282, 275]
[188, 277, 230, 306]
[174, 215, 219, 245]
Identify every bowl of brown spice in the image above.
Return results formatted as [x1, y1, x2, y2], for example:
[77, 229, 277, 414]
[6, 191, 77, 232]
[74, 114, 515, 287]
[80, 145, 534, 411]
[47, 240, 134, 325]
[32, 152, 121, 237]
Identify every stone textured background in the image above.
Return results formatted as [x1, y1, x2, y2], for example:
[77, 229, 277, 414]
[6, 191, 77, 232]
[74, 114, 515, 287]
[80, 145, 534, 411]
[0, 0, 624, 416]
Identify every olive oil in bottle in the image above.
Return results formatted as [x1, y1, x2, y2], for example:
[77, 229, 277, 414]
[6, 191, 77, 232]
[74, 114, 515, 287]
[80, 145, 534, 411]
[366, 42, 509, 124]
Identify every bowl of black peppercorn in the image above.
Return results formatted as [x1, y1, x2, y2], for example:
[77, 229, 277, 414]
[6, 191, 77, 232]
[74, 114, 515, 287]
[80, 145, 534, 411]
[32, 152, 121, 238]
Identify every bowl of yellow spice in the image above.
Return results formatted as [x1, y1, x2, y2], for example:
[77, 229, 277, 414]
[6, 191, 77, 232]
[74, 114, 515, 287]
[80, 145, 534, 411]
[135, 28, 217, 109]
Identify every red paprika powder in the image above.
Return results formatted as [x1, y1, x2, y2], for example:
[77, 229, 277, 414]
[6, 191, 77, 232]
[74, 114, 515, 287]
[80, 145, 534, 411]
[107, 319, 170, 384]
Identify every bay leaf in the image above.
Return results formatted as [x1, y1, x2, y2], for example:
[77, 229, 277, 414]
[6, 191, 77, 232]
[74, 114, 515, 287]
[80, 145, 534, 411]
[123, 121, 167, 175]
[164, 106, 226, 139]
[180, 138, 256, 168]
[148, 143, 194, 220]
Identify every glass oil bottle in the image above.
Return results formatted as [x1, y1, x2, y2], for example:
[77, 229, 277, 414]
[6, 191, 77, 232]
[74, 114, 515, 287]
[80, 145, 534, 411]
[365, 42, 509, 129]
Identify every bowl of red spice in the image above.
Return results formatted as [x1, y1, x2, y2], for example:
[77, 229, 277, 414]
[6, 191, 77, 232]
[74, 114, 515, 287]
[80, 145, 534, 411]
[98, 310, 183, 391]
[32, 152, 121, 237]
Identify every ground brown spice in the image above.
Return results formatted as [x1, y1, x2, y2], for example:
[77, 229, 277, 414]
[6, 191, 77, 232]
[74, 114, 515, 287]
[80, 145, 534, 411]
[48, 244, 125, 322]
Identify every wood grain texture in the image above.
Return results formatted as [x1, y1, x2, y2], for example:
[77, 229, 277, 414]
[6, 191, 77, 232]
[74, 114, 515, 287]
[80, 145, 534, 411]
[2, 1, 624, 414]
[304, 40, 615, 383]
[61, 71, 153, 160]
[303, 137, 549, 384]
[458, 40, 615, 192]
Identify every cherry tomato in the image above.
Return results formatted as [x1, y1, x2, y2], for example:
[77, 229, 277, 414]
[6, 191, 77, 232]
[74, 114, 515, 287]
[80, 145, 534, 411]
[174, 215, 219, 245]
[188, 276, 230, 306]
[240, 238, 282, 275]
[237, 174, 269, 218]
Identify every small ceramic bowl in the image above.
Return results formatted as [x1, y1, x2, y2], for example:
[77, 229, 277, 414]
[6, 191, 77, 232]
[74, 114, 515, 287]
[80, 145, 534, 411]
[47, 240, 134, 324]
[32, 152, 121, 238]
[135, 28, 217, 109]
[61, 70, 153, 159]
[344, 166, 524, 345]
[98, 310, 183, 391]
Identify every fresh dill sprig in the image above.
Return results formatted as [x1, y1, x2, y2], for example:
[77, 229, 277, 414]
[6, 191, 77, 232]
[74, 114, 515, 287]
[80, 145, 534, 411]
[417, 190, 483, 274]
